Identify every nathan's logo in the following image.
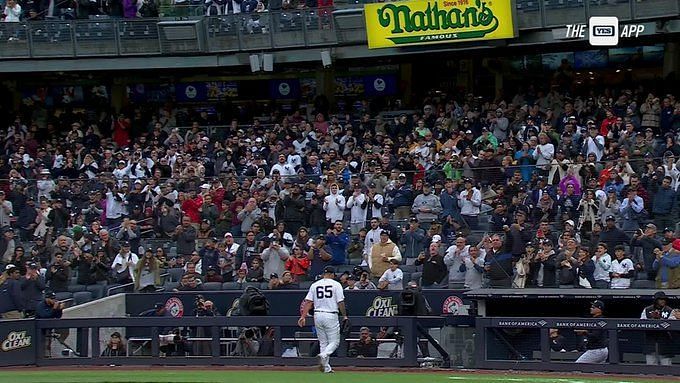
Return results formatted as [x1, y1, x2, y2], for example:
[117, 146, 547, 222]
[1, 331, 32, 352]
[365, 0, 515, 49]
[365, 296, 398, 317]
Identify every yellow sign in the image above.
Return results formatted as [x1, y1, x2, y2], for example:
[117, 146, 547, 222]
[364, 0, 515, 49]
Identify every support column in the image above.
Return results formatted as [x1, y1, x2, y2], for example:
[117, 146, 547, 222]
[400, 63, 412, 106]
[663, 42, 680, 81]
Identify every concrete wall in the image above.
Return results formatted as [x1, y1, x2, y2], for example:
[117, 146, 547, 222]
[50, 294, 127, 358]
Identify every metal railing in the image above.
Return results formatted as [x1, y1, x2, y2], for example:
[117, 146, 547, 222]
[0, 0, 676, 59]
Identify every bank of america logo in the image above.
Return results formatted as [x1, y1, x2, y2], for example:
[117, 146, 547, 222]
[661, 322, 670, 329]
[538, 320, 547, 327]
[589, 17, 618, 46]
[597, 321, 607, 328]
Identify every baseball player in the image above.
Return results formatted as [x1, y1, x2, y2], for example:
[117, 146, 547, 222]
[575, 300, 608, 364]
[298, 266, 348, 373]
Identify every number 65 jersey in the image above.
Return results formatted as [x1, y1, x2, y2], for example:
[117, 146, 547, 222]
[305, 278, 345, 313]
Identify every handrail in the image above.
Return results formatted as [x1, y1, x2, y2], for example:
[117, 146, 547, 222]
[0, 0, 676, 60]
[107, 282, 134, 296]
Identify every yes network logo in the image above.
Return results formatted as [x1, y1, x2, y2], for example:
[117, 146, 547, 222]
[564, 17, 645, 46]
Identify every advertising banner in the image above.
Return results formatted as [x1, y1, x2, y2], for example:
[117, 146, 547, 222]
[363, 74, 397, 96]
[0, 319, 36, 367]
[125, 290, 470, 318]
[364, 0, 515, 49]
[269, 79, 301, 99]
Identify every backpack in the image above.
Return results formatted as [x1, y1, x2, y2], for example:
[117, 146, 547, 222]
[243, 287, 269, 316]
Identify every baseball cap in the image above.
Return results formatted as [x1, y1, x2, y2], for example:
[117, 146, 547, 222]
[380, 230, 390, 236]
[323, 266, 336, 274]
[645, 223, 657, 230]
[44, 290, 57, 299]
[5, 264, 17, 272]
[28, 262, 39, 270]
[121, 241, 130, 247]
[565, 220, 575, 227]
[224, 232, 233, 238]
[663, 227, 674, 233]
[673, 239, 680, 252]
[654, 291, 668, 300]
[591, 300, 605, 310]
[398, 173, 406, 178]
[605, 215, 615, 221]
[432, 235, 442, 243]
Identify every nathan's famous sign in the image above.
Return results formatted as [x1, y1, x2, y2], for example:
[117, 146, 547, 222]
[364, 0, 515, 49]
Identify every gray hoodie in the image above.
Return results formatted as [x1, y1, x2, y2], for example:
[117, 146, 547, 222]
[411, 192, 442, 222]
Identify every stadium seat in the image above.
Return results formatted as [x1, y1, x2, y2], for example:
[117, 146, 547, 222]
[260, 282, 270, 290]
[86, 284, 106, 299]
[222, 282, 241, 290]
[55, 292, 73, 301]
[68, 284, 87, 293]
[299, 281, 313, 289]
[336, 265, 354, 275]
[401, 265, 417, 273]
[631, 279, 656, 289]
[73, 291, 94, 305]
[168, 268, 185, 282]
[243, 282, 261, 290]
[163, 281, 178, 291]
[202, 282, 222, 291]
[409, 272, 422, 285]
[402, 272, 411, 288]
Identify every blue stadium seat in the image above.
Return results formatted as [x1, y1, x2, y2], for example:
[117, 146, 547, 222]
[299, 281, 313, 289]
[68, 284, 86, 293]
[336, 265, 354, 275]
[163, 281, 178, 291]
[73, 291, 94, 305]
[222, 282, 241, 290]
[168, 268, 185, 282]
[243, 282, 261, 290]
[55, 292, 73, 301]
[86, 284, 105, 300]
[202, 282, 222, 291]
[631, 279, 656, 289]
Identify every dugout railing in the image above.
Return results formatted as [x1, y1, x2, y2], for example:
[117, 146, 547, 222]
[475, 317, 680, 375]
[18, 316, 445, 367]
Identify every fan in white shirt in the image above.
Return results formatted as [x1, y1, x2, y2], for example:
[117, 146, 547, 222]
[378, 259, 404, 290]
[610, 246, 635, 289]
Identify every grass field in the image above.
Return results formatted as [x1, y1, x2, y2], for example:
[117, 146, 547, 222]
[0, 370, 675, 383]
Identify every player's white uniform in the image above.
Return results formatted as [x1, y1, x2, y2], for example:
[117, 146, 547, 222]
[305, 277, 344, 373]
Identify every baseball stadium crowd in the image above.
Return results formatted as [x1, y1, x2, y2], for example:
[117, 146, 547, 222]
[1, 80, 680, 319]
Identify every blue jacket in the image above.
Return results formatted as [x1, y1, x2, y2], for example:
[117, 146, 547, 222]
[439, 190, 461, 221]
[652, 187, 677, 215]
[389, 185, 413, 208]
[0, 279, 23, 314]
[325, 232, 350, 265]
[653, 253, 680, 285]
[399, 228, 426, 259]
[35, 300, 63, 319]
